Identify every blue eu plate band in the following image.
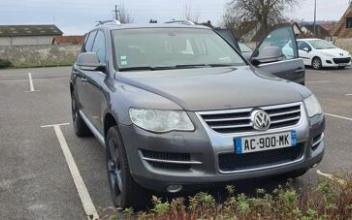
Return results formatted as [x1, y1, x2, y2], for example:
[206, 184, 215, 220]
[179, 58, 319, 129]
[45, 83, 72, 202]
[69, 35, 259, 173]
[235, 137, 242, 154]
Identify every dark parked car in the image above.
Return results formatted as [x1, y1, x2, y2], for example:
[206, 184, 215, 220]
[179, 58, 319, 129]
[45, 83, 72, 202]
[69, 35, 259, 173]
[70, 21, 324, 209]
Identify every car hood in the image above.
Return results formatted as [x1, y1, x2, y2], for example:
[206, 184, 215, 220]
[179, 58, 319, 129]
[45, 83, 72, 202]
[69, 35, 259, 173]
[118, 66, 311, 111]
[319, 48, 351, 57]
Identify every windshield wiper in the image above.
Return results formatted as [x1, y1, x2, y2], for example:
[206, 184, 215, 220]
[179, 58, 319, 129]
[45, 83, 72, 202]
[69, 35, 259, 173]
[119, 66, 157, 71]
[119, 64, 238, 71]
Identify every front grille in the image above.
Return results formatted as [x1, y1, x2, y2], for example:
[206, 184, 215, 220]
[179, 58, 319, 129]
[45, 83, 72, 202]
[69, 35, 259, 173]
[333, 57, 351, 64]
[312, 133, 323, 151]
[199, 103, 301, 134]
[141, 150, 191, 161]
[140, 150, 197, 171]
[218, 144, 304, 172]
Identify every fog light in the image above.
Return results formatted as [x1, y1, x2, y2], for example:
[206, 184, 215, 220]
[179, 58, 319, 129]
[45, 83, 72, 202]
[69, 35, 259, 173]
[166, 184, 183, 193]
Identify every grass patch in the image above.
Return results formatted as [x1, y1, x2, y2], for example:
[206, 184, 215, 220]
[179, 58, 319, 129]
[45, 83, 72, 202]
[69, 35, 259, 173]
[103, 174, 352, 219]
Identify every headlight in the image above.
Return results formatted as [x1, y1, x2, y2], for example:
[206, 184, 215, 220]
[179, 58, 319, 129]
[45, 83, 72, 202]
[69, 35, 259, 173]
[129, 108, 194, 132]
[304, 95, 323, 117]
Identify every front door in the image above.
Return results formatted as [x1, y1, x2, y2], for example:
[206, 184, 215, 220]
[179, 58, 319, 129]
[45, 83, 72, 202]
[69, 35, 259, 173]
[251, 25, 305, 85]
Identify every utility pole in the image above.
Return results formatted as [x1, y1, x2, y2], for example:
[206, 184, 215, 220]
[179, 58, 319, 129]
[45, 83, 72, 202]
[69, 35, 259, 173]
[313, 0, 317, 35]
[114, 5, 119, 20]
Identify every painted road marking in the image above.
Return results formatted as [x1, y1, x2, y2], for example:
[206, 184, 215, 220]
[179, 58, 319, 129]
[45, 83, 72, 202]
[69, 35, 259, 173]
[26, 72, 40, 92]
[316, 169, 346, 185]
[325, 113, 352, 122]
[345, 94, 352, 96]
[40, 122, 70, 128]
[42, 123, 99, 220]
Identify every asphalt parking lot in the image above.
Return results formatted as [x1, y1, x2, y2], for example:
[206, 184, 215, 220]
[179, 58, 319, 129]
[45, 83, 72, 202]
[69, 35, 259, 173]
[0, 66, 351, 220]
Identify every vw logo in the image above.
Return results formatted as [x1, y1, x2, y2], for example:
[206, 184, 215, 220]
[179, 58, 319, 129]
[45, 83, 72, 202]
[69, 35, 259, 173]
[251, 109, 271, 131]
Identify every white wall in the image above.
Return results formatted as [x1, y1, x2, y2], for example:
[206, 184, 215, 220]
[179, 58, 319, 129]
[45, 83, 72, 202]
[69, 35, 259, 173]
[0, 36, 55, 46]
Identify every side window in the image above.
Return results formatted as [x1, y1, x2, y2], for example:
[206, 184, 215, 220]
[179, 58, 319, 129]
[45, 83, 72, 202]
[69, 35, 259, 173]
[257, 26, 298, 60]
[298, 42, 311, 51]
[346, 17, 352, 29]
[92, 31, 106, 63]
[84, 31, 97, 52]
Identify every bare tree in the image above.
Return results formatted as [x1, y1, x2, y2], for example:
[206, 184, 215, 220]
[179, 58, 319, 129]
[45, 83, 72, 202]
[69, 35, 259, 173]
[118, 3, 134, 24]
[184, 0, 200, 23]
[223, 0, 299, 32]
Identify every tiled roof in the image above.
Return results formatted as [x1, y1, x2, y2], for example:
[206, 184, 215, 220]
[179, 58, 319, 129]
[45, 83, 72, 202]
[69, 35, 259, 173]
[52, 36, 84, 45]
[0, 25, 63, 37]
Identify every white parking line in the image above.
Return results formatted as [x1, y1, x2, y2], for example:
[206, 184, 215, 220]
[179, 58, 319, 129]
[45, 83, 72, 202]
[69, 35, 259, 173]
[40, 122, 70, 128]
[42, 123, 99, 220]
[316, 169, 346, 185]
[26, 72, 39, 92]
[325, 113, 352, 122]
[345, 94, 352, 96]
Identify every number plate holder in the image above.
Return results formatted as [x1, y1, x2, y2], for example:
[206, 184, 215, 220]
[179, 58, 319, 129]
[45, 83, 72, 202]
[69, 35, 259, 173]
[234, 131, 297, 154]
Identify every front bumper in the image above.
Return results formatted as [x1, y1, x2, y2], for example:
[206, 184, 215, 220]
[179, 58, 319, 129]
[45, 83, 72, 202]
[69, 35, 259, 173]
[118, 104, 325, 192]
[322, 56, 352, 67]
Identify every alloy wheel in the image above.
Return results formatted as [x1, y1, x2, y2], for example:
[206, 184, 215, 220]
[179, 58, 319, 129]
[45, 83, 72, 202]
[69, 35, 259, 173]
[312, 58, 322, 70]
[107, 139, 123, 199]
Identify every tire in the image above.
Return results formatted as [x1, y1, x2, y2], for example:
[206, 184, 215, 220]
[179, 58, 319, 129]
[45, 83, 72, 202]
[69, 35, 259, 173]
[338, 66, 346, 69]
[71, 93, 92, 137]
[106, 126, 150, 209]
[312, 57, 322, 70]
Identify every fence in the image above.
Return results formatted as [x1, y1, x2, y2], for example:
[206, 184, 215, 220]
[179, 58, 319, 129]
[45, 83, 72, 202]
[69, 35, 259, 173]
[0, 45, 81, 68]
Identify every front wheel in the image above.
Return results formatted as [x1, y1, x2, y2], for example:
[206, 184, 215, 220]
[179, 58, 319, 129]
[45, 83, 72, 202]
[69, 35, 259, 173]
[338, 66, 346, 69]
[106, 126, 150, 209]
[312, 57, 322, 70]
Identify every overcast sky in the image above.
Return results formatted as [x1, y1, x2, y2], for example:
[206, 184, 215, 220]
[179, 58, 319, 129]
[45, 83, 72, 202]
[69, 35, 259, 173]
[0, 0, 350, 35]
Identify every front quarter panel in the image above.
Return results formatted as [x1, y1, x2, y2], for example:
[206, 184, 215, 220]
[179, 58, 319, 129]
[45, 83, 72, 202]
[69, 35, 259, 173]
[109, 80, 183, 126]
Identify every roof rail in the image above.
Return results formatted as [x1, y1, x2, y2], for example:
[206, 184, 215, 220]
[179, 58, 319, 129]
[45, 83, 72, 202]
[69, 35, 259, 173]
[96, 20, 121, 26]
[164, 20, 195, 25]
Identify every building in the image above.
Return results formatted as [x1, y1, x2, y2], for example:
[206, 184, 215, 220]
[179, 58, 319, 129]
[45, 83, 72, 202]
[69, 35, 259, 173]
[333, 3, 352, 38]
[299, 23, 332, 40]
[52, 36, 84, 45]
[0, 25, 63, 46]
[236, 22, 305, 43]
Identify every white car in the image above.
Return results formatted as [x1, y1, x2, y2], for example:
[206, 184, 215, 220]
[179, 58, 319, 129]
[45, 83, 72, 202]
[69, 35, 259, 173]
[297, 38, 351, 69]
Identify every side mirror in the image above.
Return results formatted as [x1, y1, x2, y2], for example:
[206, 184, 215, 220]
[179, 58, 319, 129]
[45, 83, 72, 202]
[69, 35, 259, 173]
[302, 47, 311, 53]
[251, 46, 284, 66]
[76, 52, 106, 72]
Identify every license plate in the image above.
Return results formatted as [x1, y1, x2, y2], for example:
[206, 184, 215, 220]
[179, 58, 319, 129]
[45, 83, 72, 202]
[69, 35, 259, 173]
[338, 63, 347, 67]
[234, 131, 297, 154]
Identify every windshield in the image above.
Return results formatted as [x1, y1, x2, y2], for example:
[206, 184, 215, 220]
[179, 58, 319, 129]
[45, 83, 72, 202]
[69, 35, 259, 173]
[112, 28, 245, 70]
[308, 39, 336, 50]
[239, 42, 252, 53]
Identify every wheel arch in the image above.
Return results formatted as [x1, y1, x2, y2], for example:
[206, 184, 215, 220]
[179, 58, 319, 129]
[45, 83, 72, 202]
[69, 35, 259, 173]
[104, 112, 118, 139]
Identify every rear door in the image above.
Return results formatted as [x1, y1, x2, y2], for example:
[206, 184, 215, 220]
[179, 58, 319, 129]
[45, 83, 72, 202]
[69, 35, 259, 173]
[251, 25, 305, 85]
[74, 30, 97, 115]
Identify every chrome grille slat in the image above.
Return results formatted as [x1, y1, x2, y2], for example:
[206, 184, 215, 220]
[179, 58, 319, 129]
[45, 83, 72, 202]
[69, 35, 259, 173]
[199, 103, 302, 134]
[210, 123, 252, 130]
[268, 109, 300, 117]
[204, 116, 250, 122]
[271, 116, 301, 124]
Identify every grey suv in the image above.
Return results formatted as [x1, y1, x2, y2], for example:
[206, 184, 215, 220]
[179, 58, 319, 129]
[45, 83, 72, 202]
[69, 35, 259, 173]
[70, 21, 325, 209]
